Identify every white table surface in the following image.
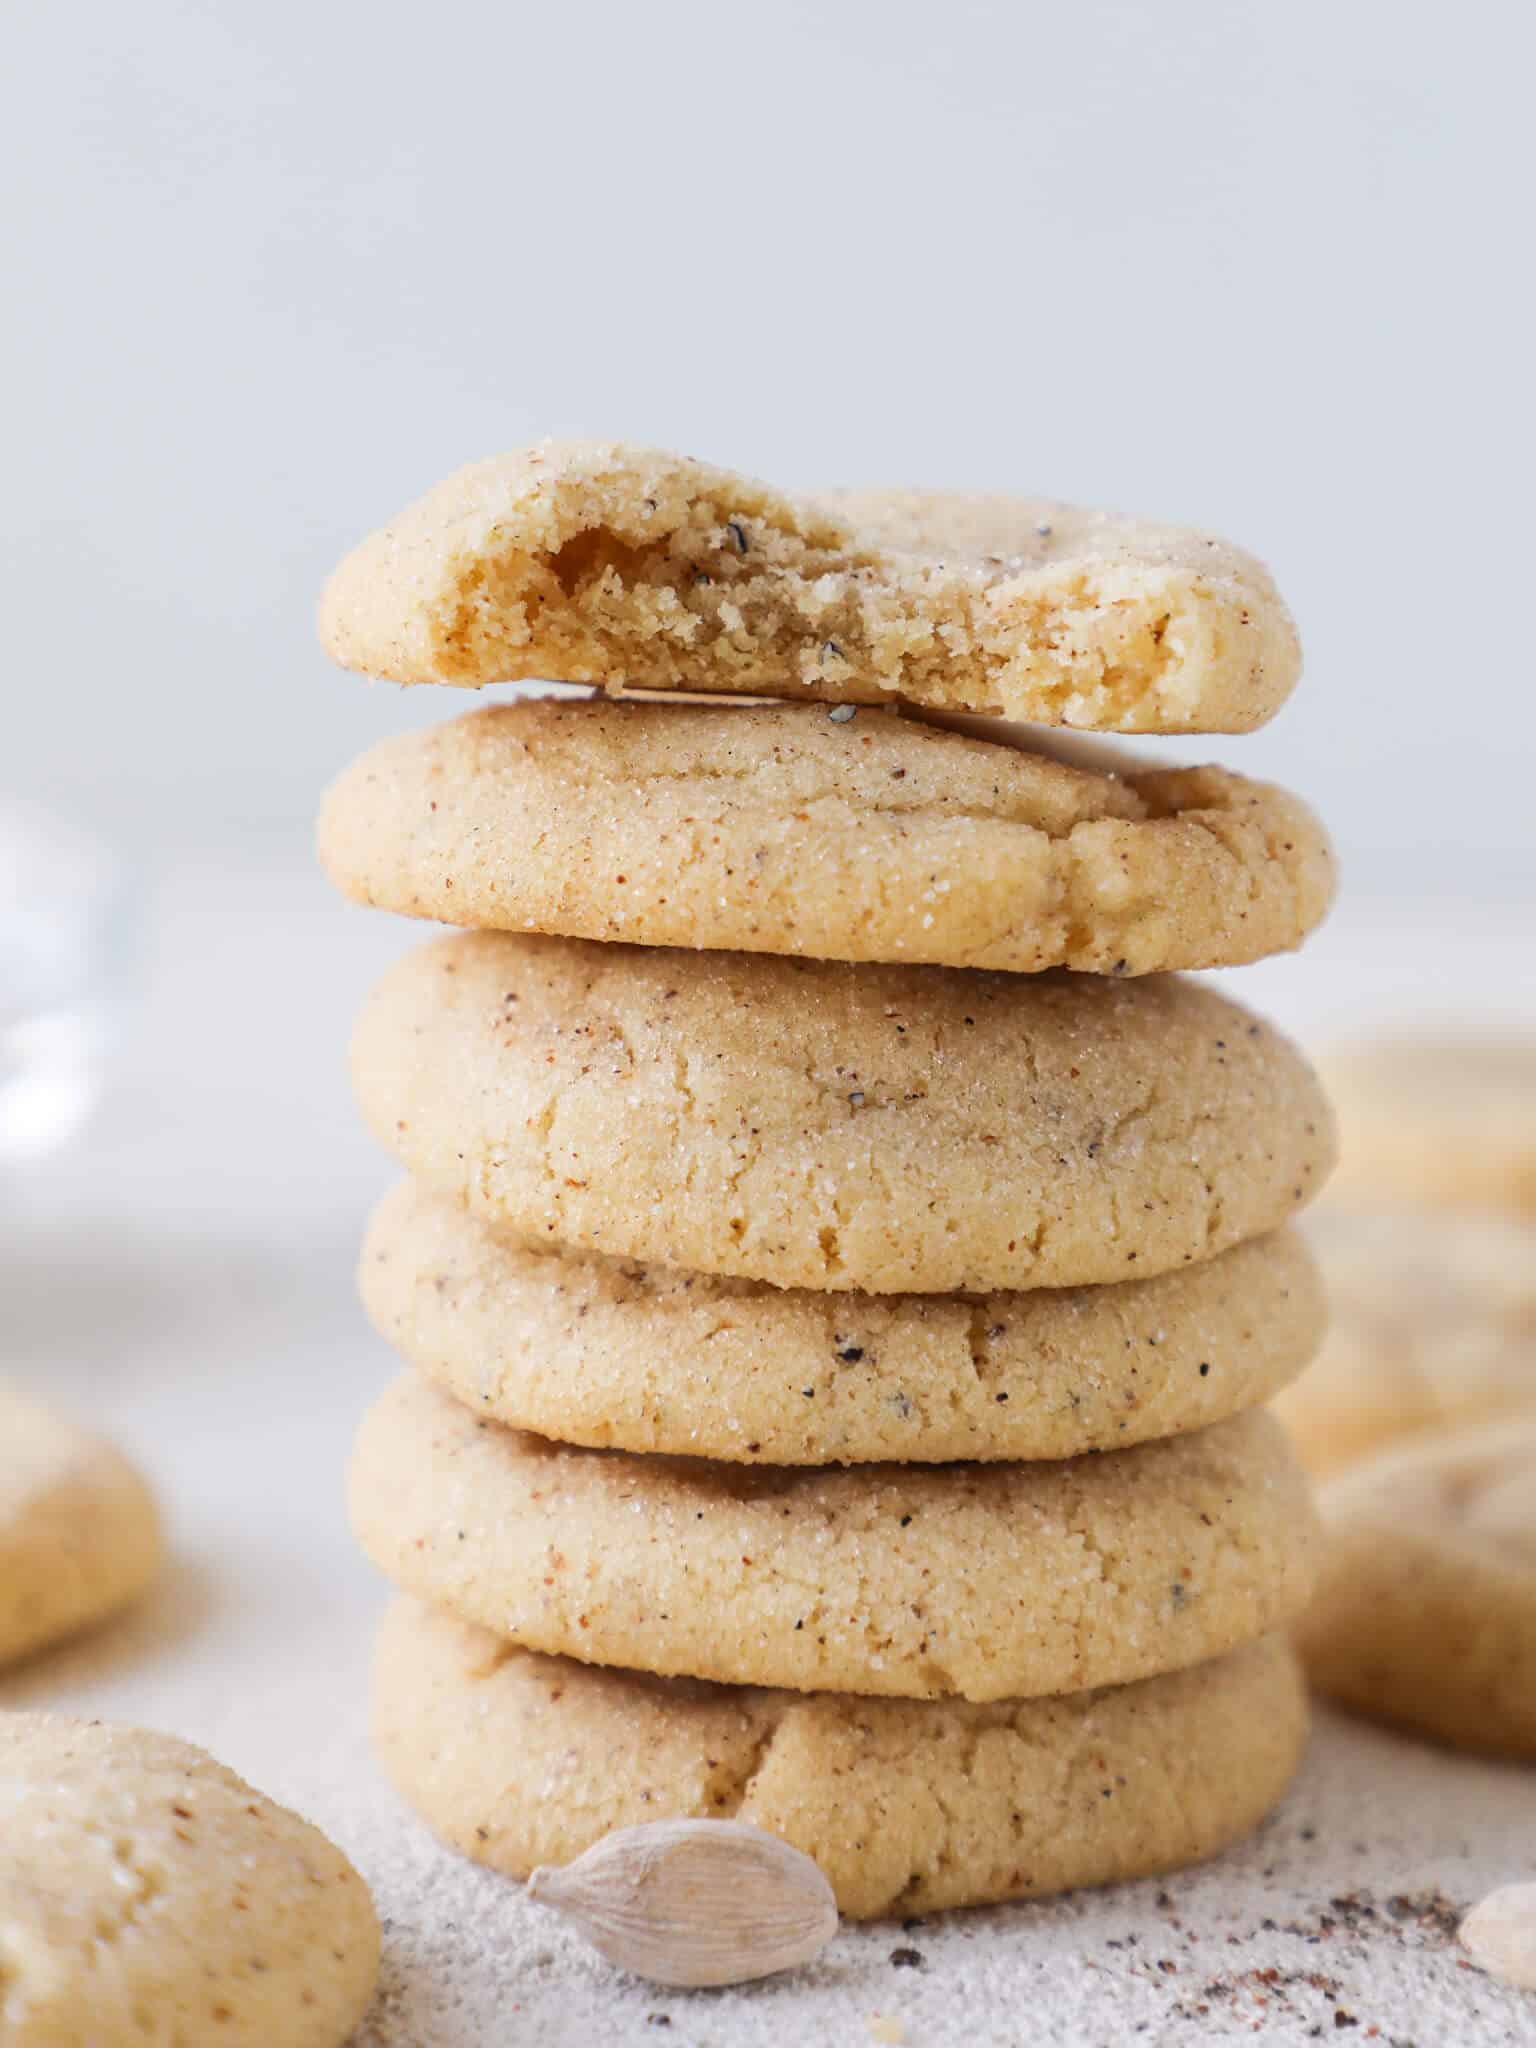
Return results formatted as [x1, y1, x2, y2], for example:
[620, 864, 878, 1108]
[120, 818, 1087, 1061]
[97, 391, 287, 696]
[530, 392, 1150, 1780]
[5, 858, 1536, 2047]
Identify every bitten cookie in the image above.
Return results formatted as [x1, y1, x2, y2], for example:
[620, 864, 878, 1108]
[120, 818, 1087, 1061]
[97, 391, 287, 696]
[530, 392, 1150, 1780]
[318, 700, 1334, 975]
[318, 441, 1300, 733]
[1274, 1207, 1536, 1475]
[1323, 1039, 1536, 1216]
[374, 1600, 1308, 1919]
[0, 1383, 162, 1667]
[364, 1183, 1325, 1464]
[351, 932, 1334, 1294]
[350, 1375, 1318, 1703]
[1296, 1420, 1536, 1758]
[0, 1713, 379, 2045]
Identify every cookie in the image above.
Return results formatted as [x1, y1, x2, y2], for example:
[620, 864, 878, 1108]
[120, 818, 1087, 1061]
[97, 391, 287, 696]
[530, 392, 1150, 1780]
[374, 1599, 1306, 1919]
[351, 931, 1333, 1294]
[1296, 1420, 1536, 1758]
[317, 441, 1301, 734]
[0, 1382, 161, 1668]
[364, 1182, 1325, 1465]
[1323, 1039, 1536, 1216]
[0, 1712, 379, 2044]
[350, 1375, 1318, 1703]
[1274, 1207, 1536, 1475]
[319, 699, 1334, 975]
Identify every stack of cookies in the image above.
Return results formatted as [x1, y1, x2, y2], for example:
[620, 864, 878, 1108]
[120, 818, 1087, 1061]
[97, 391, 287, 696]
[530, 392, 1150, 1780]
[318, 445, 1337, 1919]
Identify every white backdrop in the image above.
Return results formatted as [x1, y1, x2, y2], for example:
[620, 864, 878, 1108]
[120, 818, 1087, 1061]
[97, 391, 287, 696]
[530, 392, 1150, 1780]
[6, 0, 1533, 892]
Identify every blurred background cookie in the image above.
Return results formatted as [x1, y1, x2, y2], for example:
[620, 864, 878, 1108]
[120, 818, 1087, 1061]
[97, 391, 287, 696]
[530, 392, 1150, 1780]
[1275, 1206, 1536, 1475]
[0, 1383, 161, 1669]
[1323, 1038, 1536, 1216]
[1297, 1420, 1536, 1758]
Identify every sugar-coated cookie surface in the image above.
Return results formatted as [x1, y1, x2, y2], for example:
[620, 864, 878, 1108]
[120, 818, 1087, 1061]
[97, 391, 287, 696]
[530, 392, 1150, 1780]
[0, 1713, 379, 2046]
[319, 701, 1334, 974]
[318, 441, 1301, 733]
[1275, 1206, 1536, 1475]
[1323, 1039, 1536, 1216]
[0, 1382, 161, 1668]
[350, 1375, 1318, 1702]
[374, 1601, 1308, 1918]
[350, 931, 1334, 1293]
[1297, 1419, 1536, 1758]
[364, 1183, 1325, 1464]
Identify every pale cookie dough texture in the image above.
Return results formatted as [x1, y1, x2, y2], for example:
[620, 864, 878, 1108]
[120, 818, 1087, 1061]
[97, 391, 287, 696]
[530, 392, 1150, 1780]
[317, 441, 1301, 734]
[350, 1375, 1319, 1703]
[0, 1382, 162, 1668]
[0, 1713, 380, 2047]
[1323, 1039, 1536, 1216]
[351, 931, 1334, 1294]
[364, 1182, 1326, 1465]
[1275, 1207, 1536, 1475]
[1297, 1419, 1536, 1758]
[319, 700, 1334, 975]
[374, 1600, 1308, 1919]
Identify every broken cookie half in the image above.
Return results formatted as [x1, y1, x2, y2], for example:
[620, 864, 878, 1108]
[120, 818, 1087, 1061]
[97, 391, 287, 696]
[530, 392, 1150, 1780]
[319, 441, 1301, 734]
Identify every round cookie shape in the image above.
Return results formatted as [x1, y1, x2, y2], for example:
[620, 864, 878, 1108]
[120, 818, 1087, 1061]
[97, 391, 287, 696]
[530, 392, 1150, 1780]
[1296, 1419, 1536, 1758]
[364, 1183, 1326, 1465]
[349, 1375, 1319, 1703]
[0, 1713, 379, 2045]
[373, 1601, 1309, 1920]
[318, 700, 1335, 975]
[1275, 1207, 1536, 1476]
[318, 440, 1301, 734]
[0, 1382, 162, 1668]
[1324, 1040, 1536, 1217]
[351, 931, 1334, 1294]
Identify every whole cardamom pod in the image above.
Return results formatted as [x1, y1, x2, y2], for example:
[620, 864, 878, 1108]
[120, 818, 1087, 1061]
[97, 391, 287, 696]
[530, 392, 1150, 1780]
[527, 1818, 839, 1987]
[1461, 1883, 1536, 1990]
